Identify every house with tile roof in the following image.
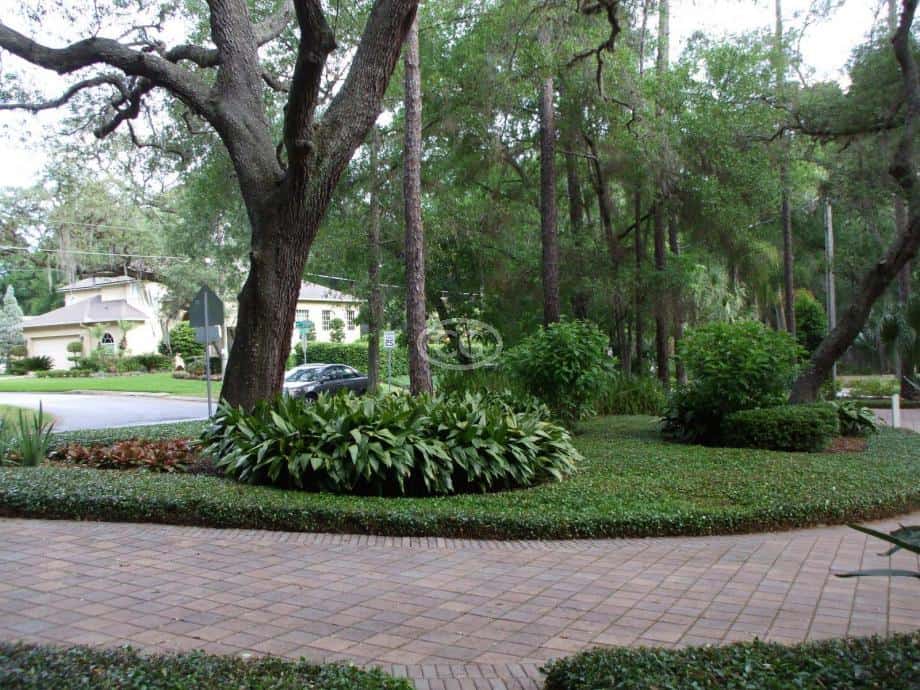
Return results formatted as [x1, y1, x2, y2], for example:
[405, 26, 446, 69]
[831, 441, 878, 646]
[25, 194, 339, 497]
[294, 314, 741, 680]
[23, 276, 167, 369]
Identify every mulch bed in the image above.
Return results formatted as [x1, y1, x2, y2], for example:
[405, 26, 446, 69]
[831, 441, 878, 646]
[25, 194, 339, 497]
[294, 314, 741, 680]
[827, 436, 868, 453]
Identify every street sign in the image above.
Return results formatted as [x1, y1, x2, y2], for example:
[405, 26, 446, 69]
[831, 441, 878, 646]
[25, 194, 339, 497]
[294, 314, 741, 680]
[188, 285, 224, 418]
[296, 319, 314, 333]
[194, 325, 221, 344]
[188, 286, 224, 328]
[383, 331, 396, 349]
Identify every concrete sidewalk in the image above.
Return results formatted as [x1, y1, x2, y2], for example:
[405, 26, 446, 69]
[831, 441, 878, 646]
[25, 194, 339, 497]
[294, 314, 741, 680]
[1, 515, 917, 689]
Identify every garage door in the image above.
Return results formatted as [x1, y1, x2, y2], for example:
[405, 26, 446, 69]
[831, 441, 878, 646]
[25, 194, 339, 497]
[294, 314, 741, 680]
[29, 336, 76, 370]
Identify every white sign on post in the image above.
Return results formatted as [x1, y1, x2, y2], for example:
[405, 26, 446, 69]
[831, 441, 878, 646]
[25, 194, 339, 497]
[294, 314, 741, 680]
[383, 331, 396, 349]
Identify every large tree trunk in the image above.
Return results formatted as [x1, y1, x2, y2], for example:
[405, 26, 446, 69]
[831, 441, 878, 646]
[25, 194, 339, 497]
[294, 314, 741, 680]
[790, 0, 919, 402]
[403, 16, 432, 395]
[367, 126, 383, 394]
[222, 199, 310, 407]
[539, 62, 561, 325]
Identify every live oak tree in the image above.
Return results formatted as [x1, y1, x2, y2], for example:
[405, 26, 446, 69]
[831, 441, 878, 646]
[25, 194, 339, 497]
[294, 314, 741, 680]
[0, 0, 419, 409]
[790, 0, 920, 401]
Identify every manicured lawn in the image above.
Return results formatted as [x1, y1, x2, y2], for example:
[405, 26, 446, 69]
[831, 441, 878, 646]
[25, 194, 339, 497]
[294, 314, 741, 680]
[1, 416, 918, 538]
[0, 643, 410, 690]
[0, 373, 216, 397]
[542, 633, 919, 690]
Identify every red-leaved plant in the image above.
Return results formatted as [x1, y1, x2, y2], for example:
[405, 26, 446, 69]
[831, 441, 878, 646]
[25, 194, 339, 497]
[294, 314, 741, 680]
[50, 439, 197, 473]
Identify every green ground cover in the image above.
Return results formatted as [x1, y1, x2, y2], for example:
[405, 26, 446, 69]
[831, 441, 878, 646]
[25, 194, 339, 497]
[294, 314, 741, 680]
[1, 416, 917, 539]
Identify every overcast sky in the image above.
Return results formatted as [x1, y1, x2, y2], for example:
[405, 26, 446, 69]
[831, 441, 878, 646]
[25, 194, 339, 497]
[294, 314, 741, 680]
[0, 0, 886, 190]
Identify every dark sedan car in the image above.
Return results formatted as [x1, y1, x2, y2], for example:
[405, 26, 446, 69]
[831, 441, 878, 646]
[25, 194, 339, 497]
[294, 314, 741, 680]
[283, 363, 369, 400]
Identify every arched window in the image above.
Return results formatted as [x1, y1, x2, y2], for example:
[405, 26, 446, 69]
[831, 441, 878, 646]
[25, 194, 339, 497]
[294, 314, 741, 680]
[101, 332, 115, 352]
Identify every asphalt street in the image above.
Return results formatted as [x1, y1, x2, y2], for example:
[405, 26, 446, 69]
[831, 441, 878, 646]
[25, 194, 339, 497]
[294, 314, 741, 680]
[0, 392, 209, 431]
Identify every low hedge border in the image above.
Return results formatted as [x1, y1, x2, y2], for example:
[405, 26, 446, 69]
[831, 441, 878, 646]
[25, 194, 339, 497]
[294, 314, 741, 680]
[721, 403, 839, 452]
[0, 642, 410, 690]
[542, 633, 919, 690]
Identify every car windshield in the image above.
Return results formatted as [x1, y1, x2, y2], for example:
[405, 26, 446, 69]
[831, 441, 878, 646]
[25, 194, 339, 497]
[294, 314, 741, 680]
[286, 368, 322, 383]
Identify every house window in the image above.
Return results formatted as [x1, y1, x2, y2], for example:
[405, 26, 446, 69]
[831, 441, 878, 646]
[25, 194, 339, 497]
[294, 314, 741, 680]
[346, 310, 356, 330]
[101, 332, 115, 352]
[322, 310, 332, 330]
[295, 308, 309, 323]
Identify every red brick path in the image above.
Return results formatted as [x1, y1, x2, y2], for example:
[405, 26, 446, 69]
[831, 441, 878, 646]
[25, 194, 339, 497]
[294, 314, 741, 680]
[1, 516, 917, 689]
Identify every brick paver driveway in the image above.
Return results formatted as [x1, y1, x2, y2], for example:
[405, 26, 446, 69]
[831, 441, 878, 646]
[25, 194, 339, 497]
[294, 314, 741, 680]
[1, 517, 918, 690]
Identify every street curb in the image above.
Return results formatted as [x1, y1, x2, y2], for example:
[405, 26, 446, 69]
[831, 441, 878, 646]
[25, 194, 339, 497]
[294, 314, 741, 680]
[66, 390, 209, 403]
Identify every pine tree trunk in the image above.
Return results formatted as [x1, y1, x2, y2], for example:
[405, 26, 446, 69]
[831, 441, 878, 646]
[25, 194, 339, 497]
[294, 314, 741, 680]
[653, 205, 669, 387]
[539, 71, 561, 325]
[367, 126, 383, 394]
[634, 189, 645, 372]
[653, 0, 670, 388]
[669, 212, 687, 384]
[403, 16, 432, 395]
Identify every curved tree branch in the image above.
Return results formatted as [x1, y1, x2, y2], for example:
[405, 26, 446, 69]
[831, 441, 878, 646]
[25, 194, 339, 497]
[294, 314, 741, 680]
[0, 74, 128, 112]
[0, 23, 214, 120]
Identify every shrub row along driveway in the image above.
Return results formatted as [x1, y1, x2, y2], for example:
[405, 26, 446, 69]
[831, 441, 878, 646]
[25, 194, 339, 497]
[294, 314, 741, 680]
[0, 516, 917, 690]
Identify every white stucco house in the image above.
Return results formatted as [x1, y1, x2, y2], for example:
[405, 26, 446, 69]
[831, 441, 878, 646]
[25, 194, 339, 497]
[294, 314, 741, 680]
[291, 281, 364, 345]
[24, 277, 364, 369]
[23, 276, 167, 369]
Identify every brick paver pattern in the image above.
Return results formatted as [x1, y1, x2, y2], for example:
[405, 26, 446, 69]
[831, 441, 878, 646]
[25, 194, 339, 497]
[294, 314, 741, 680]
[1, 516, 918, 690]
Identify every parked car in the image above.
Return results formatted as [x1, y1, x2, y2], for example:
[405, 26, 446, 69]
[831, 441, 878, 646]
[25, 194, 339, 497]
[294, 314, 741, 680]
[283, 363, 368, 400]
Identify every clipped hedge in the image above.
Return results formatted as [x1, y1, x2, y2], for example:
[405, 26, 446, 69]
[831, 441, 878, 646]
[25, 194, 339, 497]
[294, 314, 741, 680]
[294, 341, 409, 377]
[3, 418, 918, 539]
[0, 643, 411, 690]
[721, 403, 839, 452]
[542, 634, 919, 690]
[204, 392, 579, 496]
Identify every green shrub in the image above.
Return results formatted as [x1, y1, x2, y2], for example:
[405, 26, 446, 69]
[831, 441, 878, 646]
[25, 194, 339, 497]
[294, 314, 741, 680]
[831, 400, 879, 437]
[504, 320, 611, 425]
[542, 634, 919, 690]
[847, 377, 899, 398]
[794, 288, 827, 355]
[721, 403, 839, 452]
[10, 355, 54, 374]
[594, 374, 666, 416]
[0, 643, 412, 690]
[202, 392, 578, 496]
[292, 341, 409, 377]
[35, 369, 92, 379]
[159, 322, 205, 359]
[663, 321, 802, 443]
[329, 317, 346, 343]
[130, 353, 170, 372]
[436, 365, 522, 396]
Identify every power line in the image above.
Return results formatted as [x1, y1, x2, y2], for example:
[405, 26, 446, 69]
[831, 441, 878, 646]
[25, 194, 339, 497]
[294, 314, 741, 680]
[0, 244, 191, 262]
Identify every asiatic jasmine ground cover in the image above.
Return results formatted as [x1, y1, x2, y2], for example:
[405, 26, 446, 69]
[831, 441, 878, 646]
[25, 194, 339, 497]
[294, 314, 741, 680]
[1, 416, 917, 539]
